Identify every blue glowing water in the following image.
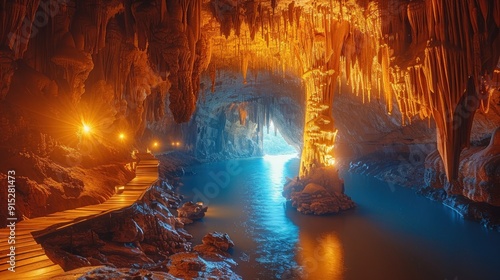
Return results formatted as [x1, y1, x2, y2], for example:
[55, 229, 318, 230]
[177, 156, 500, 280]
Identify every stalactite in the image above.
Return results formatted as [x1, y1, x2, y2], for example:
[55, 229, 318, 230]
[407, 1, 427, 46]
[206, 0, 498, 182]
[238, 102, 248, 126]
[381, 44, 393, 115]
[241, 50, 250, 84]
[2, 0, 41, 58]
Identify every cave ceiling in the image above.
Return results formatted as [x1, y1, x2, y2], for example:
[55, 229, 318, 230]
[1, 0, 499, 181]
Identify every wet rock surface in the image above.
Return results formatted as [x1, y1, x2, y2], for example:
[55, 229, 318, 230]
[177, 201, 208, 224]
[290, 183, 356, 215]
[425, 128, 500, 206]
[39, 158, 241, 279]
[347, 138, 500, 232]
[168, 232, 238, 279]
[283, 167, 355, 215]
[51, 266, 177, 280]
[197, 232, 234, 252]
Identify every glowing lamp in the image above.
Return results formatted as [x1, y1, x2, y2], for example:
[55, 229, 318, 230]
[176, 141, 180, 146]
[119, 133, 125, 140]
[153, 142, 159, 147]
[82, 123, 91, 134]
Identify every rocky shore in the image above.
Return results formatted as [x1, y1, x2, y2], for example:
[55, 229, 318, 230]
[347, 141, 500, 232]
[39, 152, 241, 279]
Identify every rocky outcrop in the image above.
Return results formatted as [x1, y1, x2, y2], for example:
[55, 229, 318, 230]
[168, 232, 238, 279]
[0, 125, 135, 227]
[40, 180, 241, 279]
[197, 232, 234, 252]
[289, 183, 355, 215]
[51, 266, 177, 280]
[283, 167, 355, 215]
[40, 182, 192, 270]
[177, 201, 208, 224]
[167, 251, 240, 280]
[425, 128, 500, 206]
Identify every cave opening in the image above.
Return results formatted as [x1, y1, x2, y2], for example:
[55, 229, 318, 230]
[262, 120, 297, 156]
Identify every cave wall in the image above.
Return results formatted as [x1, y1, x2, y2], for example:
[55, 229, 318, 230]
[0, 0, 212, 224]
[1, 0, 500, 220]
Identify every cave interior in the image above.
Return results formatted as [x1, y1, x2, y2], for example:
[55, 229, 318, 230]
[0, 0, 500, 279]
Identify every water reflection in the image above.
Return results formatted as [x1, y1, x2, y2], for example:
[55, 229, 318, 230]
[249, 155, 300, 277]
[297, 232, 344, 280]
[263, 153, 298, 201]
[179, 158, 500, 280]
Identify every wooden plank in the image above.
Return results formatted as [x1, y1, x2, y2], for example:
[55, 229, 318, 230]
[0, 255, 50, 271]
[0, 259, 58, 277]
[0, 249, 46, 262]
[0, 154, 157, 278]
[15, 264, 64, 278]
[0, 240, 38, 251]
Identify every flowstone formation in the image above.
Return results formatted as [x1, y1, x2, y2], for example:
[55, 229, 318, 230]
[425, 127, 500, 206]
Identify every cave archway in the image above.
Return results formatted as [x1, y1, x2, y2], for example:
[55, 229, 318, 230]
[184, 71, 304, 161]
[263, 120, 297, 156]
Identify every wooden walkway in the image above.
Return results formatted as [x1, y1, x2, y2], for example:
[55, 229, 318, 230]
[0, 153, 159, 280]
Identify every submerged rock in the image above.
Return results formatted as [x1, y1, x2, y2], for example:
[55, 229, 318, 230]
[177, 201, 208, 224]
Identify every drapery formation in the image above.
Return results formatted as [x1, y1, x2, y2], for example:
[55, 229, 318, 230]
[1, 0, 498, 180]
[209, 0, 499, 181]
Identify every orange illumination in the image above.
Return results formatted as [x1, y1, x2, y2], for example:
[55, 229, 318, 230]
[176, 142, 180, 146]
[153, 142, 158, 147]
[82, 123, 91, 134]
[119, 133, 125, 140]
[298, 232, 344, 279]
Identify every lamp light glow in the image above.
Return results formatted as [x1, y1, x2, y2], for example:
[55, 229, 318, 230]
[82, 123, 91, 134]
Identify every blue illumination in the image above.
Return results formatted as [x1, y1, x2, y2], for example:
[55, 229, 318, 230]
[263, 121, 297, 155]
[263, 154, 298, 201]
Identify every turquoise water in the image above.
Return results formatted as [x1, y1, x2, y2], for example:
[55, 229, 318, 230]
[177, 155, 500, 280]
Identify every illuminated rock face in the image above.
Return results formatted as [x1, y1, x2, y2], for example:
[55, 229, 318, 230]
[208, 0, 499, 183]
[425, 128, 500, 206]
[0, 0, 499, 216]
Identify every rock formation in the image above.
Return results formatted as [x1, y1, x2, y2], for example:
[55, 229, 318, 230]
[425, 127, 500, 206]
[40, 182, 240, 279]
[0, 0, 499, 223]
[283, 167, 355, 215]
[177, 201, 208, 224]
